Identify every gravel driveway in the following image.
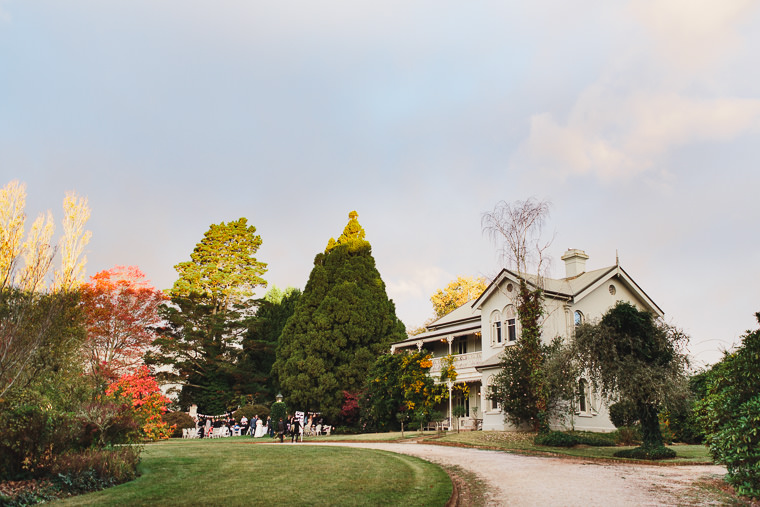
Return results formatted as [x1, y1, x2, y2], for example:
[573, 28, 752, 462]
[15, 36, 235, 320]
[305, 441, 728, 506]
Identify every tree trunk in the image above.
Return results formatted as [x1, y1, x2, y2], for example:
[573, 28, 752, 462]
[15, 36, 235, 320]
[638, 403, 663, 448]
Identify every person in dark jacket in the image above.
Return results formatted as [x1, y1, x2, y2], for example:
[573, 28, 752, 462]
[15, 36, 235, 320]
[277, 418, 285, 443]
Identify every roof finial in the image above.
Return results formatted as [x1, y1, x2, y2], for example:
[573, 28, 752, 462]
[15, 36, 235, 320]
[616, 249, 619, 266]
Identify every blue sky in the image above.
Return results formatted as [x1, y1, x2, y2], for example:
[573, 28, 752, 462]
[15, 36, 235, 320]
[2, 1, 759, 367]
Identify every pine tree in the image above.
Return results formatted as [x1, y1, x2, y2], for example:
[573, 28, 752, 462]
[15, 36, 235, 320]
[273, 212, 406, 419]
[147, 218, 267, 414]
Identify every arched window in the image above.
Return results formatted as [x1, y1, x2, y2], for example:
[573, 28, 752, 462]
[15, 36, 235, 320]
[578, 378, 590, 414]
[491, 310, 502, 344]
[505, 305, 517, 342]
[574, 310, 584, 327]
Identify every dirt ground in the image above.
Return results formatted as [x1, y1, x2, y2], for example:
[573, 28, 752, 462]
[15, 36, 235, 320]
[307, 441, 731, 506]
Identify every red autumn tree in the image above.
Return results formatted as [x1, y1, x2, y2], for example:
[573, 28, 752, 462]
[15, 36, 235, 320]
[81, 266, 166, 381]
[106, 365, 173, 441]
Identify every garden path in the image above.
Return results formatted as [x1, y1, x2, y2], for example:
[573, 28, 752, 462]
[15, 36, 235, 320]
[303, 441, 728, 506]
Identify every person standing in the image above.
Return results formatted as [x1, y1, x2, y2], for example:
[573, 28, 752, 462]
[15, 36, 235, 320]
[277, 418, 285, 443]
[291, 415, 301, 443]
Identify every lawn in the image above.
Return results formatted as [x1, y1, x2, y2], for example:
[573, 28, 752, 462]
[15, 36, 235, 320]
[55, 439, 452, 506]
[434, 431, 713, 464]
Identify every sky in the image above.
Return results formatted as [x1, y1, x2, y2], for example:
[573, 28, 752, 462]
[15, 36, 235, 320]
[2, 1, 759, 368]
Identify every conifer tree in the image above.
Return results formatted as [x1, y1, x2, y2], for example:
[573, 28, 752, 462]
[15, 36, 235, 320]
[274, 212, 406, 419]
[147, 218, 267, 414]
[237, 286, 301, 403]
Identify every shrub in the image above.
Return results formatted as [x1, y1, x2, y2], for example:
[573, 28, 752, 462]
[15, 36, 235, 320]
[697, 313, 760, 499]
[162, 411, 196, 438]
[269, 402, 287, 427]
[333, 426, 362, 435]
[571, 432, 615, 447]
[613, 426, 642, 446]
[51, 447, 140, 494]
[534, 431, 578, 447]
[233, 404, 270, 422]
[608, 400, 638, 428]
[614, 446, 676, 460]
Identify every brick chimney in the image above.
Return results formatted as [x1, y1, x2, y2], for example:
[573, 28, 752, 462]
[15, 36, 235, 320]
[561, 249, 589, 278]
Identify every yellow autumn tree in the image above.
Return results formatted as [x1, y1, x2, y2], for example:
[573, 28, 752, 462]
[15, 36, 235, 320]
[0, 180, 91, 293]
[430, 275, 488, 319]
[0, 181, 27, 290]
[53, 192, 92, 292]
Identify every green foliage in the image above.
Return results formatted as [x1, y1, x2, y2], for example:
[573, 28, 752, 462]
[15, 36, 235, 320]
[148, 218, 267, 413]
[237, 287, 301, 403]
[608, 400, 639, 428]
[0, 288, 85, 399]
[697, 312, 760, 499]
[535, 431, 577, 447]
[613, 426, 642, 446]
[274, 212, 406, 418]
[51, 447, 141, 494]
[535, 430, 616, 448]
[662, 371, 708, 444]
[360, 351, 446, 431]
[233, 404, 270, 422]
[270, 401, 287, 425]
[490, 327, 578, 431]
[162, 411, 196, 438]
[171, 217, 267, 312]
[614, 446, 676, 460]
[573, 301, 689, 455]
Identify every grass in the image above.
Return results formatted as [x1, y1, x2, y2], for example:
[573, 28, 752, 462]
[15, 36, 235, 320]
[435, 431, 714, 464]
[54, 439, 452, 506]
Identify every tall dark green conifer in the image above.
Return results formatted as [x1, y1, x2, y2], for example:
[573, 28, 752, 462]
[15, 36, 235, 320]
[274, 212, 406, 419]
[236, 286, 301, 403]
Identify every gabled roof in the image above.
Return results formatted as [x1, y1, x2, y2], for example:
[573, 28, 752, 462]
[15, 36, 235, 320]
[472, 265, 663, 317]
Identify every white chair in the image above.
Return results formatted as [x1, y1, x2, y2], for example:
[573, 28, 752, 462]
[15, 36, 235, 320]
[232, 427, 241, 437]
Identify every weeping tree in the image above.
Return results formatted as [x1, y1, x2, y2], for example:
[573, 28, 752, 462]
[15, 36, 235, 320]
[574, 301, 689, 459]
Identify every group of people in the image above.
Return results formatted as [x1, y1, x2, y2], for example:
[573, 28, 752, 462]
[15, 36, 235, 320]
[194, 414, 271, 438]
[193, 412, 332, 440]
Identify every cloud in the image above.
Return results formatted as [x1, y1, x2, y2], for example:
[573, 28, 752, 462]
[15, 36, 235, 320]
[512, 1, 760, 183]
[631, 0, 757, 72]
[385, 265, 449, 303]
[516, 93, 760, 182]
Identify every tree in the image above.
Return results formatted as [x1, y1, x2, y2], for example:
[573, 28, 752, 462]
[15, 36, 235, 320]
[697, 312, 760, 498]
[574, 301, 689, 459]
[361, 351, 446, 431]
[0, 289, 85, 399]
[80, 266, 166, 382]
[430, 275, 488, 319]
[147, 218, 267, 414]
[53, 191, 92, 292]
[0, 180, 90, 293]
[274, 211, 406, 419]
[236, 286, 301, 403]
[0, 180, 90, 398]
[482, 198, 557, 431]
[105, 366, 173, 442]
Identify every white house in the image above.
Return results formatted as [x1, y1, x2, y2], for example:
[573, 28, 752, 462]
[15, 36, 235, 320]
[390, 249, 663, 432]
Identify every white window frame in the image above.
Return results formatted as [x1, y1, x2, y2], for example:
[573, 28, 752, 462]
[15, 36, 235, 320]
[490, 310, 503, 345]
[504, 305, 517, 343]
